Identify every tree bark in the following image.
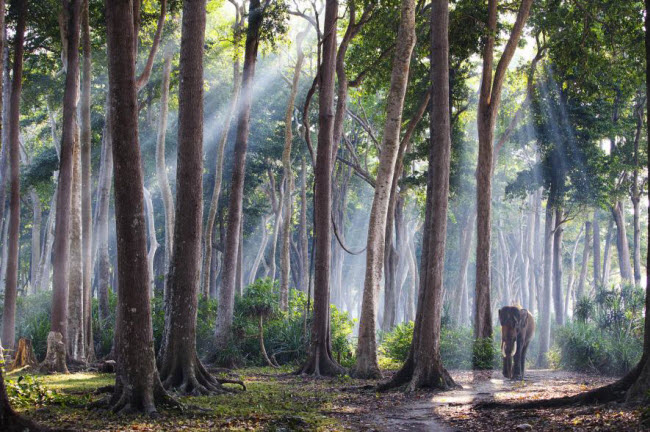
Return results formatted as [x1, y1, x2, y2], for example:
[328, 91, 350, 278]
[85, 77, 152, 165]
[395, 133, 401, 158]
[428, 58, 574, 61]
[630, 102, 643, 286]
[201, 29, 242, 298]
[299, 0, 345, 377]
[105, 0, 172, 414]
[611, 201, 633, 283]
[552, 207, 564, 326]
[576, 221, 591, 301]
[1, 0, 26, 353]
[48, 0, 82, 372]
[299, 157, 309, 293]
[29, 190, 41, 293]
[67, 142, 85, 362]
[143, 187, 158, 295]
[380, 0, 455, 391]
[353, 0, 415, 379]
[156, 48, 174, 295]
[565, 225, 583, 321]
[280, 29, 306, 311]
[95, 110, 113, 324]
[158, 0, 226, 395]
[602, 216, 614, 287]
[537, 204, 554, 367]
[215, 0, 263, 353]
[81, 0, 94, 361]
[592, 209, 601, 289]
[474, 0, 533, 345]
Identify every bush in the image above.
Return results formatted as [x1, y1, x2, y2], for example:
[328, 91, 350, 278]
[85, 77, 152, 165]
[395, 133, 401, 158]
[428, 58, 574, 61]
[552, 283, 644, 376]
[379, 323, 492, 370]
[0, 291, 54, 361]
[4, 373, 59, 408]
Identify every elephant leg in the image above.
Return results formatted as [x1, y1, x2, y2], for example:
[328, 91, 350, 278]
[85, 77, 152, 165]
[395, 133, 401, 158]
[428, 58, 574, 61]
[520, 343, 529, 379]
[513, 337, 523, 378]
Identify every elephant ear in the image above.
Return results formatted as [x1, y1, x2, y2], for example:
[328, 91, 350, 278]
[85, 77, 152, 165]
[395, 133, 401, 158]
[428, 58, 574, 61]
[498, 308, 505, 325]
[518, 309, 529, 328]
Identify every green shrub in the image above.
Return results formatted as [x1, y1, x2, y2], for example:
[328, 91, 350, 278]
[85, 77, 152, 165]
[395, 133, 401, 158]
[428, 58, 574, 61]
[92, 291, 117, 358]
[472, 337, 497, 370]
[379, 324, 490, 370]
[552, 283, 644, 376]
[4, 374, 59, 408]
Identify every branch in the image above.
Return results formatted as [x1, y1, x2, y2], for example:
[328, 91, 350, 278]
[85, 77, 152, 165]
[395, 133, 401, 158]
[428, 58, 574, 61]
[135, 0, 167, 91]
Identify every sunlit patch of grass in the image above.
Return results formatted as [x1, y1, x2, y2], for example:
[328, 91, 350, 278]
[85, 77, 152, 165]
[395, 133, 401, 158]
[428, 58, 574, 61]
[13, 369, 345, 431]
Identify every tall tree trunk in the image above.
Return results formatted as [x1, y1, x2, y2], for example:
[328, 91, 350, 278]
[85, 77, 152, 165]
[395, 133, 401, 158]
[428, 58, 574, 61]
[537, 204, 554, 367]
[565, 225, 583, 320]
[299, 157, 309, 292]
[353, 0, 415, 379]
[35, 181, 57, 293]
[631, 102, 643, 286]
[215, 0, 263, 353]
[29, 190, 41, 292]
[67, 141, 85, 362]
[280, 30, 306, 311]
[576, 221, 591, 301]
[105, 0, 172, 413]
[143, 187, 158, 295]
[299, 0, 345, 377]
[81, 0, 94, 361]
[601, 217, 614, 287]
[158, 0, 226, 395]
[96, 112, 113, 323]
[625, 1, 650, 398]
[1, 0, 26, 353]
[46, 0, 82, 372]
[380, 0, 455, 390]
[474, 0, 533, 346]
[156, 48, 174, 294]
[552, 207, 564, 326]
[201, 47, 241, 299]
[611, 201, 633, 283]
[592, 209, 601, 289]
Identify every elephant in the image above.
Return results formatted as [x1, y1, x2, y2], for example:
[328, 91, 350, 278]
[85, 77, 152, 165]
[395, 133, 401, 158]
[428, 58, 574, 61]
[498, 306, 535, 380]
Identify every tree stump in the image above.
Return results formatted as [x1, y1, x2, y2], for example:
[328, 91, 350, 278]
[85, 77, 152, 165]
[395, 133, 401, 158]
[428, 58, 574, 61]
[9, 338, 38, 370]
[39, 332, 69, 373]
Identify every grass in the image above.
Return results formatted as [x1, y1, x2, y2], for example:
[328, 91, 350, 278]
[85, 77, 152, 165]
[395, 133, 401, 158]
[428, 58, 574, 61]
[10, 366, 350, 431]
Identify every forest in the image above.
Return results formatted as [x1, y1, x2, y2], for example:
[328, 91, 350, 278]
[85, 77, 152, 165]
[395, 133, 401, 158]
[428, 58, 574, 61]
[0, 0, 648, 430]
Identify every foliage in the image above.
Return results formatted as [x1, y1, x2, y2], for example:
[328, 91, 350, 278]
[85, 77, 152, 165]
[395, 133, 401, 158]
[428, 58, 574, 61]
[379, 323, 494, 370]
[472, 337, 497, 370]
[92, 291, 118, 358]
[4, 373, 60, 408]
[551, 283, 645, 376]
[0, 291, 53, 361]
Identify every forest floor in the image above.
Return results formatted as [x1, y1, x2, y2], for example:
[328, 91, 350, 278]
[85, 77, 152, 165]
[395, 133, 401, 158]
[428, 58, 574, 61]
[9, 366, 648, 431]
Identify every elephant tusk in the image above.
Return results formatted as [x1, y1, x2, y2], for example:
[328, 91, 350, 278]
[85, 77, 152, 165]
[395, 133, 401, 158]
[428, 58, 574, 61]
[513, 341, 517, 355]
[501, 341, 506, 358]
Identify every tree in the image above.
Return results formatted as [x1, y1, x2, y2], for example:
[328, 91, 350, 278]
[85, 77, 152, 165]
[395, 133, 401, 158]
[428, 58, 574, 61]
[44, 0, 82, 373]
[353, 0, 416, 379]
[201, 0, 245, 299]
[380, 0, 456, 391]
[80, 0, 93, 361]
[1, 0, 26, 353]
[158, 0, 231, 395]
[474, 0, 533, 349]
[215, 0, 263, 354]
[298, 0, 345, 377]
[105, 0, 173, 414]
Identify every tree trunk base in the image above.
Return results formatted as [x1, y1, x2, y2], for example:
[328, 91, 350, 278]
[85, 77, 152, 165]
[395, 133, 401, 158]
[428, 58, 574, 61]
[102, 377, 182, 416]
[378, 355, 458, 392]
[297, 346, 345, 377]
[350, 356, 382, 379]
[0, 413, 47, 432]
[10, 338, 38, 370]
[159, 352, 245, 396]
[39, 332, 69, 374]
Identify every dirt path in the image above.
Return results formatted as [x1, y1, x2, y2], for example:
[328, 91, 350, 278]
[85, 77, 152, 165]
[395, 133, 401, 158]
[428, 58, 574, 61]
[359, 369, 643, 431]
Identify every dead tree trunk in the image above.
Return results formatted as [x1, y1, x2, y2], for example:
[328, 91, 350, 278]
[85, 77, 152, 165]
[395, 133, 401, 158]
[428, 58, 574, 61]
[1, 0, 26, 353]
